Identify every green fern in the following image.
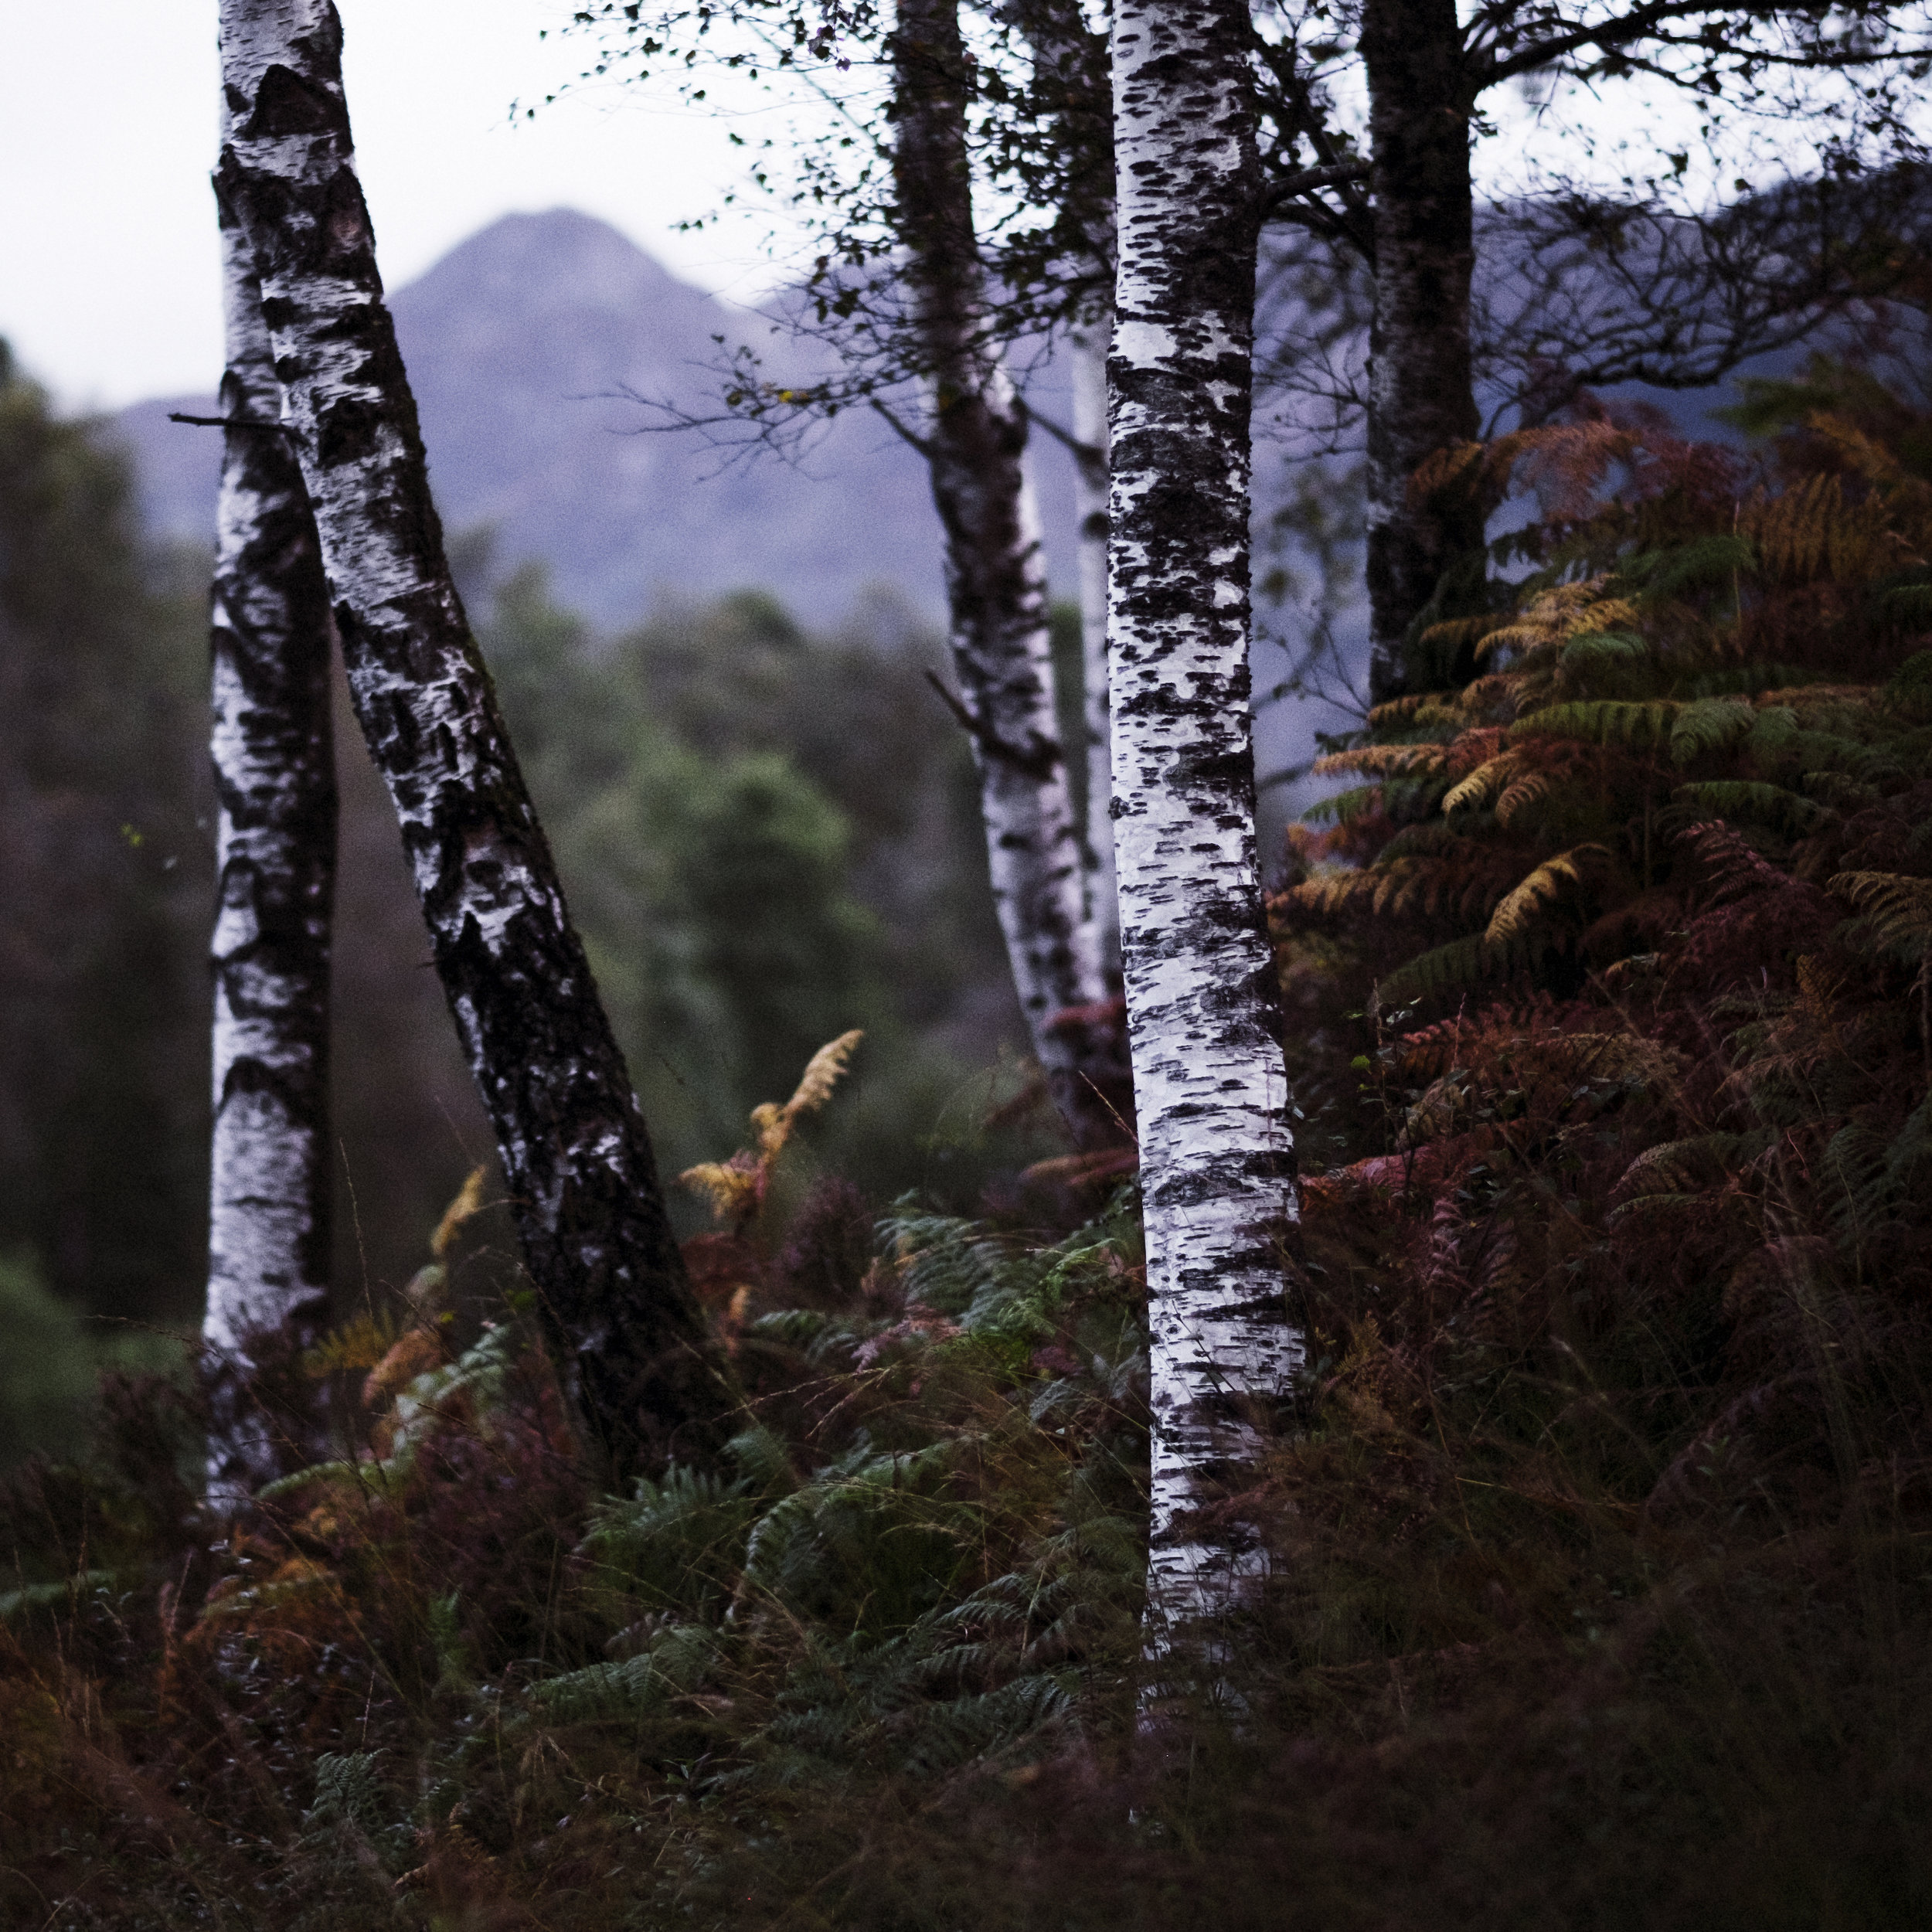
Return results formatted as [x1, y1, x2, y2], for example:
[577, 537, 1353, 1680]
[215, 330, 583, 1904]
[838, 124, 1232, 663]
[1509, 700, 1679, 751]
[1832, 870, 1932, 961]
[1624, 534, 1756, 602]
[1379, 934, 1515, 1003]
[529, 1622, 726, 1726]
[1673, 781, 1833, 835]
[1668, 699, 1758, 767]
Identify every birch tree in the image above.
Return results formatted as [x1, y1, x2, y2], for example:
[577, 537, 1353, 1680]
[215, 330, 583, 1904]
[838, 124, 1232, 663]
[1003, 0, 1121, 953]
[891, 0, 1115, 1149]
[1109, 0, 1303, 1648]
[215, 0, 738, 1481]
[200, 165, 338, 1504]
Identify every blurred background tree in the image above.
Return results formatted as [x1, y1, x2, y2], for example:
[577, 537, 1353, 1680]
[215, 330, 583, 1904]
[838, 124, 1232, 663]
[0, 343, 210, 1337]
[0, 345, 1038, 1460]
[470, 558, 1031, 1218]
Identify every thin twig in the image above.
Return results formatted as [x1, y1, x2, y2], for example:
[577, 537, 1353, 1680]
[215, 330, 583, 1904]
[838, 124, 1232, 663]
[167, 410, 297, 436]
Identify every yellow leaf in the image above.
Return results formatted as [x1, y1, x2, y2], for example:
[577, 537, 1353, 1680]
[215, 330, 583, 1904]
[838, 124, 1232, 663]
[782, 1029, 864, 1121]
[677, 1162, 764, 1227]
[1485, 845, 1607, 944]
[430, 1165, 489, 1259]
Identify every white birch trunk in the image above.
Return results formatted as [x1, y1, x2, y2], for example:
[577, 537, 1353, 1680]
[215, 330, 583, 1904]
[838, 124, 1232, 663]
[1109, 0, 1304, 1658]
[994, 0, 1117, 963]
[202, 151, 338, 1505]
[216, 0, 739, 1481]
[893, 0, 1115, 1148]
[1069, 316, 1116, 954]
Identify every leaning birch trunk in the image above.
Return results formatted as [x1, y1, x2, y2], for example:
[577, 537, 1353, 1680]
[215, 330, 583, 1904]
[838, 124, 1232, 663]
[1069, 316, 1117, 955]
[215, 0, 737, 1481]
[891, 0, 1114, 1148]
[202, 165, 338, 1505]
[1361, 0, 1483, 705]
[1109, 0, 1303, 1658]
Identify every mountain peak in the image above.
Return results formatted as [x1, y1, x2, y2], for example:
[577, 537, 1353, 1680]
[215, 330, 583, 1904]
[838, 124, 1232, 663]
[396, 208, 719, 332]
[111, 208, 1083, 628]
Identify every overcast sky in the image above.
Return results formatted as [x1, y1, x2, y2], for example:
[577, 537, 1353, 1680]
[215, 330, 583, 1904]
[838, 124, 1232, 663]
[1, 0, 791, 411]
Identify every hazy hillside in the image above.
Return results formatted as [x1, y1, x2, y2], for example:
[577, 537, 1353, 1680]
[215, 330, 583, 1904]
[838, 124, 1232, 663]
[107, 203, 1825, 832]
[114, 209, 1087, 629]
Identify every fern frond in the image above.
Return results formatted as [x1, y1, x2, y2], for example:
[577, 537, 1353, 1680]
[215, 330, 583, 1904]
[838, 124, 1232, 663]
[1485, 845, 1606, 944]
[1442, 753, 1518, 815]
[682, 1032, 866, 1221]
[1685, 664, 1820, 699]
[1290, 869, 1375, 918]
[1469, 580, 1613, 665]
[1830, 870, 1932, 961]
[1615, 1130, 1771, 1202]
[1673, 781, 1833, 835]
[896, 1674, 1073, 1776]
[429, 1165, 488, 1260]
[1559, 629, 1651, 682]
[785, 1029, 866, 1121]
[1509, 700, 1678, 751]
[678, 1160, 764, 1226]
[1313, 743, 1449, 780]
[1495, 768, 1560, 830]
[1806, 411, 1932, 530]
[1496, 420, 1640, 519]
[1409, 439, 1489, 505]
[1624, 534, 1754, 601]
[1378, 934, 1498, 1002]
[1740, 478, 1822, 583]
[1376, 822, 1502, 863]
[1819, 1118, 1898, 1253]
[1418, 614, 1507, 659]
[1886, 649, 1932, 702]
[303, 1310, 404, 1377]
[1884, 1091, 1932, 1197]
[531, 1628, 726, 1725]
[1371, 861, 1439, 920]
[1881, 588, 1932, 629]
[1668, 698, 1757, 767]
[1365, 692, 1434, 729]
[1304, 784, 1398, 827]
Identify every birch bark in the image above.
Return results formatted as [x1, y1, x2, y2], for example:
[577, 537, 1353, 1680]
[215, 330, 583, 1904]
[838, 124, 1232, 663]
[1110, 0, 1303, 1651]
[215, 0, 737, 1480]
[991, 0, 1117, 954]
[891, 0, 1114, 1148]
[202, 165, 338, 1505]
[1361, 0, 1484, 705]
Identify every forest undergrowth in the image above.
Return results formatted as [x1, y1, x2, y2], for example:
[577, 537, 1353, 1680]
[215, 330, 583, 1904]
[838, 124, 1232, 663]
[5, 362, 1932, 1928]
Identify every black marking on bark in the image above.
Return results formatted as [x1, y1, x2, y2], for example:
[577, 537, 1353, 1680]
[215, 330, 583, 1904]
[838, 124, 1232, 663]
[247, 63, 339, 139]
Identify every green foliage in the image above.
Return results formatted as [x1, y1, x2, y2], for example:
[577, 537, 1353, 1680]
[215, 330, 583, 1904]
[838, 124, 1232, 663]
[478, 569, 1039, 1207]
[0, 345, 210, 1322]
[0, 1253, 96, 1468]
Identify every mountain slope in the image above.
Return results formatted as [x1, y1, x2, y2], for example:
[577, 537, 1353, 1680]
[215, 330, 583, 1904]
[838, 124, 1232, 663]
[114, 209, 1083, 629]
